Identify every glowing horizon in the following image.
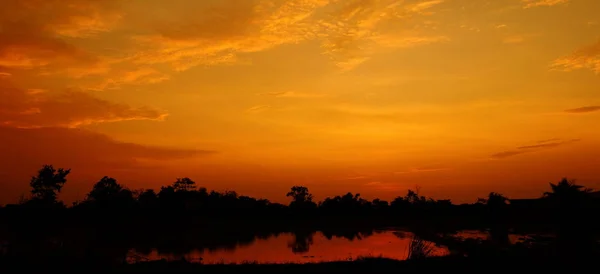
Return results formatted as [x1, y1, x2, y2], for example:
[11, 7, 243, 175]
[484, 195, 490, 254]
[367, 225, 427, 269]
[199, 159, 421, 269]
[1, 0, 599, 205]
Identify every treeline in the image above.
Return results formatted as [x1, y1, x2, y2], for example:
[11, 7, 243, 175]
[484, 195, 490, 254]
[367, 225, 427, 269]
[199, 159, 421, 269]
[2, 165, 599, 227]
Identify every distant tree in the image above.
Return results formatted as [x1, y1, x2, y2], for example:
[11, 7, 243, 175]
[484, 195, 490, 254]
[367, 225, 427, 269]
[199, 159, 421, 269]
[543, 178, 592, 207]
[85, 176, 135, 211]
[372, 198, 389, 210]
[286, 186, 316, 210]
[486, 192, 508, 208]
[138, 189, 159, 209]
[405, 189, 426, 204]
[29, 165, 70, 203]
[286, 186, 313, 204]
[87, 176, 124, 202]
[172, 177, 197, 192]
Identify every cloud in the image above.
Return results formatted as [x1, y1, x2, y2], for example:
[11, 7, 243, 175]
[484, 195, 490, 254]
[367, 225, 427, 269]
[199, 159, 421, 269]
[129, 0, 447, 72]
[318, 0, 446, 71]
[393, 165, 452, 174]
[0, 72, 11, 78]
[0, 0, 122, 71]
[490, 139, 580, 159]
[257, 91, 326, 98]
[0, 79, 167, 128]
[522, 0, 569, 8]
[551, 39, 600, 74]
[371, 35, 450, 48]
[495, 24, 508, 29]
[0, 126, 214, 164]
[564, 106, 600, 114]
[364, 181, 405, 191]
[246, 105, 272, 113]
[86, 67, 170, 91]
[516, 139, 580, 150]
[129, 0, 329, 71]
[339, 175, 369, 180]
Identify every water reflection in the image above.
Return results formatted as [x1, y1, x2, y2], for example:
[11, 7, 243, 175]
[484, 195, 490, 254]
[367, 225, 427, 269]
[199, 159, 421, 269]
[127, 230, 449, 264]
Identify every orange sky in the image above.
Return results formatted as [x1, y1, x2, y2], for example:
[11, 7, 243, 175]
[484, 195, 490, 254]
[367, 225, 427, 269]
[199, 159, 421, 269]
[1, 0, 599, 205]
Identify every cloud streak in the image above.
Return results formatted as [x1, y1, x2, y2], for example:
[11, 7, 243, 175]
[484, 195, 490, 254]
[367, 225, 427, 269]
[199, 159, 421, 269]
[551, 39, 600, 74]
[257, 91, 327, 98]
[564, 106, 600, 114]
[0, 0, 121, 72]
[0, 79, 167, 128]
[490, 138, 580, 159]
[364, 181, 405, 191]
[394, 166, 452, 174]
[522, 0, 569, 9]
[246, 105, 272, 113]
[128, 0, 447, 72]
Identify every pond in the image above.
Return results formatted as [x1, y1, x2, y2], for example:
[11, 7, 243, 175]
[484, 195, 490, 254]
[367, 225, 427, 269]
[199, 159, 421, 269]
[127, 230, 451, 264]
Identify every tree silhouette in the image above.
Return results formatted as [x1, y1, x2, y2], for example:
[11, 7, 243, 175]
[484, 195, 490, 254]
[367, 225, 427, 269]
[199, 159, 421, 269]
[29, 165, 70, 203]
[172, 177, 197, 192]
[87, 176, 124, 202]
[138, 189, 159, 209]
[484, 192, 508, 210]
[286, 186, 316, 211]
[543, 178, 592, 208]
[286, 186, 313, 203]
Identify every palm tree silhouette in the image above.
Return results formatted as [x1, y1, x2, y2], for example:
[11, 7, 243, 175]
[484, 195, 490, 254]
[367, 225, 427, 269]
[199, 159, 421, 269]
[543, 178, 592, 209]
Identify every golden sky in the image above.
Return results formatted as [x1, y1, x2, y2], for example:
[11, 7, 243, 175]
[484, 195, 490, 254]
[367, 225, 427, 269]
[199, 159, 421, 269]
[1, 0, 599, 204]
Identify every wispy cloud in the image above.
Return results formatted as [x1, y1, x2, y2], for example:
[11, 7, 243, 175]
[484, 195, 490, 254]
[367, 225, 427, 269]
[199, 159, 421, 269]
[394, 166, 451, 174]
[86, 67, 170, 91]
[371, 35, 450, 48]
[522, 0, 569, 9]
[564, 106, 600, 114]
[551, 39, 600, 74]
[503, 36, 525, 44]
[343, 175, 369, 180]
[246, 105, 272, 114]
[129, 0, 447, 73]
[491, 138, 580, 159]
[257, 91, 327, 98]
[0, 79, 167, 129]
[0, 0, 121, 71]
[364, 181, 405, 191]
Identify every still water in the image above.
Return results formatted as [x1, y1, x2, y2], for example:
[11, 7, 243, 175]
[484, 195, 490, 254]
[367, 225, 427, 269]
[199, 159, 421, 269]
[127, 230, 450, 264]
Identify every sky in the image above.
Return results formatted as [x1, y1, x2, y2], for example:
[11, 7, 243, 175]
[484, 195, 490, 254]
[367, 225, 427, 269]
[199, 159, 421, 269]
[1, 0, 599, 205]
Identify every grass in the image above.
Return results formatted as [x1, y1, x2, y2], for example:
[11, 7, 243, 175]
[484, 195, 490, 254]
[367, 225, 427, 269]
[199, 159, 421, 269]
[407, 236, 437, 260]
[1, 252, 595, 273]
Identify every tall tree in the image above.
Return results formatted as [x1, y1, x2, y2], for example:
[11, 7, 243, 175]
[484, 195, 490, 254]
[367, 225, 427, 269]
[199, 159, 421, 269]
[172, 177, 197, 192]
[544, 178, 592, 208]
[287, 186, 313, 204]
[286, 186, 316, 210]
[87, 176, 124, 202]
[30, 165, 70, 203]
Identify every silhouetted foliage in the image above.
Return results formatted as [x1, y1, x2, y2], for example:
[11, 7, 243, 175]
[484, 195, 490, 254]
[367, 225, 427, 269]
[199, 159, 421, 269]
[29, 165, 70, 204]
[2, 164, 600, 272]
[286, 186, 317, 211]
[88, 176, 124, 201]
[543, 178, 592, 209]
[172, 178, 197, 192]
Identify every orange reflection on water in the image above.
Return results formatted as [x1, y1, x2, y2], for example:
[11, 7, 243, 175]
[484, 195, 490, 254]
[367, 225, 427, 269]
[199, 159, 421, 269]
[129, 231, 449, 264]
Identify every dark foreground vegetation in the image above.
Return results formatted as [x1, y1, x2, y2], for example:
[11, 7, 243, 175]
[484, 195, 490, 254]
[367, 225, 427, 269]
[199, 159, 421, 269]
[4, 255, 596, 274]
[1, 165, 599, 273]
